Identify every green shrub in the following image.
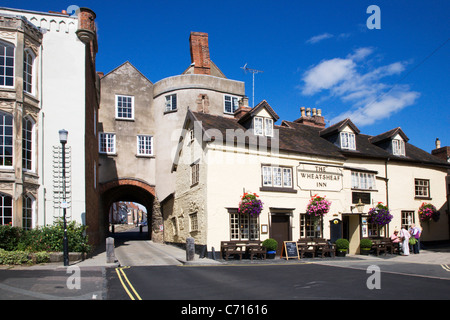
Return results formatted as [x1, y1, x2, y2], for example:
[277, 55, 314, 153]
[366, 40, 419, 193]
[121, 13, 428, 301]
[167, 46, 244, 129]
[0, 249, 49, 265]
[262, 238, 278, 251]
[31, 252, 50, 264]
[0, 225, 23, 251]
[0, 249, 30, 265]
[336, 238, 349, 251]
[0, 219, 91, 254]
[360, 238, 373, 249]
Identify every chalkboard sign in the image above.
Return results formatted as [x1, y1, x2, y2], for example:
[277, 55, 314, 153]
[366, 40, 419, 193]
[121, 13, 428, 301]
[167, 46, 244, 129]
[280, 241, 300, 260]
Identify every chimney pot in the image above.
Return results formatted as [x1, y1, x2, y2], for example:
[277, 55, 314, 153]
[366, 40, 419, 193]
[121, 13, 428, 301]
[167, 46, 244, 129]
[312, 108, 317, 116]
[436, 138, 441, 149]
[300, 107, 306, 117]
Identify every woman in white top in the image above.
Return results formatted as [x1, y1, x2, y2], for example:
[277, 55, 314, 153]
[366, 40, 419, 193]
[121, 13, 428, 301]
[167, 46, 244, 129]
[399, 228, 410, 255]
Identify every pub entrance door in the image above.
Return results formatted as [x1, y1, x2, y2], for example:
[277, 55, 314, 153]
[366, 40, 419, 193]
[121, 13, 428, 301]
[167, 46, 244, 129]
[270, 214, 291, 256]
[342, 214, 361, 255]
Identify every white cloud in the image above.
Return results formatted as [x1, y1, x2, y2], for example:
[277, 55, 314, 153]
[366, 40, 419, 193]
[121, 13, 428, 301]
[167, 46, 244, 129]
[306, 33, 334, 44]
[332, 88, 420, 126]
[301, 58, 356, 95]
[300, 47, 419, 126]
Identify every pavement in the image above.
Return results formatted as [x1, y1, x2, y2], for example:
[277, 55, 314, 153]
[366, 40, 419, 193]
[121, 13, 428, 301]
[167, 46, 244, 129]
[6, 227, 449, 270]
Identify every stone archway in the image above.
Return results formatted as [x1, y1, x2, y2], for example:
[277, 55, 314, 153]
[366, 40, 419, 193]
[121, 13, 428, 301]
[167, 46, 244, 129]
[99, 178, 163, 243]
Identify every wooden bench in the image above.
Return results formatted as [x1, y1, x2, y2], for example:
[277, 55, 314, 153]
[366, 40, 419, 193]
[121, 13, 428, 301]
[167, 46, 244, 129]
[371, 239, 387, 256]
[381, 238, 394, 254]
[297, 239, 316, 258]
[246, 241, 266, 260]
[221, 241, 244, 260]
[315, 238, 336, 258]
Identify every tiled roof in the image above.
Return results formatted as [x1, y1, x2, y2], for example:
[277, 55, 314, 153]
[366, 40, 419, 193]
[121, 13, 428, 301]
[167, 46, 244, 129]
[187, 110, 449, 167]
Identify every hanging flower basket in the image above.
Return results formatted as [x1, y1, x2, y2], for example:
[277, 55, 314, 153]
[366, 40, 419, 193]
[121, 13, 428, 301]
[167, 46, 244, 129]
[419, 203, 440, 222]
[368, 202, 393, 227]
[238, 192, 263, 217]
[306, 194, 331, 217]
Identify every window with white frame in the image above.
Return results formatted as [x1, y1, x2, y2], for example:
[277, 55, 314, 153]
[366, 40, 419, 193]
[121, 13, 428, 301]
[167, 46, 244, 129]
[415, 179, 430, 198]
[224, 95, 239, 114]
[254, 117, 263, 136]
[392, 139, 405, 156]
[191, 162, 199, 186]
[137, 135, 153, 156]
[300, 214, 322, 238]
[230, 211, 259, 240]
[22, 117, 35, 171]
[265, 118, 274, 137]
[254, 117, 274, 137]
[0, 41, 14, 87]
[262, 166, 293, 189]
[116, 95, 134, 119]
[99, 133, 116, 154]
[0, 193, 12, 226]
[165, 94, 177, 112]
[0, 112, 13, 167]
[283, 168, 293, 188]
[401, 211, 415, 230]
[351, 171, 376, 190]
[189, 212, 198, 232]
[340, 132, 356, 150]
[23, 50, 34, 94]
[23, 194, 34, 230]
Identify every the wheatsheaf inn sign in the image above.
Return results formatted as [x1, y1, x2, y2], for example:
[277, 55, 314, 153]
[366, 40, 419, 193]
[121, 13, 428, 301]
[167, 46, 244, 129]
[297, 163, 343, 191]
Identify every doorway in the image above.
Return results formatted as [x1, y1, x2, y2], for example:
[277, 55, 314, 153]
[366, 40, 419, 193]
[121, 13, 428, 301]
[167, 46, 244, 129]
[342, 214, 361, 255]
[270, 214, 291, 255]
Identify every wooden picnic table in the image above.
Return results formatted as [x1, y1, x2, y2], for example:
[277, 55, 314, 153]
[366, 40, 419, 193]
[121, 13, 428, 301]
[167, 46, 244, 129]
[220, 241, 266, 260]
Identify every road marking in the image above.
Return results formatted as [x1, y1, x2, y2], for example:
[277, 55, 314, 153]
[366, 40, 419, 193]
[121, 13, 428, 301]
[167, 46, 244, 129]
[441, 264, 450, 272]
[115, 267, 142, 300]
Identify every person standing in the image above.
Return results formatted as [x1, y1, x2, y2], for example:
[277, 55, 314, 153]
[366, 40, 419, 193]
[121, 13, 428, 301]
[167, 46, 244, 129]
[410, 224, 421, 254]
[399, 227, 410, 255]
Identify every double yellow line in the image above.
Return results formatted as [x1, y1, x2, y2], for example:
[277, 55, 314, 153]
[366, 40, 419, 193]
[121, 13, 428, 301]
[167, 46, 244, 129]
[115, 267, 142, 300]
[441, 264, 450, 272]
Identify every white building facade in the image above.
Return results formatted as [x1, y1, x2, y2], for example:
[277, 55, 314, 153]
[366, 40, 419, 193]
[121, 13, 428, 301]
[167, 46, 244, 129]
[169, 102, 450, 256]
[0, 7, 101, 244]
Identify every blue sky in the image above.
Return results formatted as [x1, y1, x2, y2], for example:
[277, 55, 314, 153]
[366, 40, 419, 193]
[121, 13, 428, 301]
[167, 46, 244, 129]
[4, 0, 449, 152]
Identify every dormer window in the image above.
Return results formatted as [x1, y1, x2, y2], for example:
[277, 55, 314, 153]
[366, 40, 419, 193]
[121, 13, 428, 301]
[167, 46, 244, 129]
[254, 117, 263, 135]
[254, 117, 273, 137]
[340, 132, 356, 150]
[265, 118, 273, 137]
[392, 139, 405, 156]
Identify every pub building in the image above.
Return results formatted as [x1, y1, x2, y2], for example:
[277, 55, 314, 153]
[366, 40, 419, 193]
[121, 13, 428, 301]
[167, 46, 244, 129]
[164, 100, 449, 257]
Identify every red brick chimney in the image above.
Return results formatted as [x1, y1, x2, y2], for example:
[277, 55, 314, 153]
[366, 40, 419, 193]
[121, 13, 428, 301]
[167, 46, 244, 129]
[189, 32, 211, 75]
[294, 107, 326, 128]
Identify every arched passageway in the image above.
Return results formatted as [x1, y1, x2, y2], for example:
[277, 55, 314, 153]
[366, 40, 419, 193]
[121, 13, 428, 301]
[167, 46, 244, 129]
[99, 179, 162, 242]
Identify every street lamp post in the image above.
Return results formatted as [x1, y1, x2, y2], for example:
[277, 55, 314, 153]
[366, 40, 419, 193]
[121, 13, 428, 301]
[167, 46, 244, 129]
[59, 129, 69, 267]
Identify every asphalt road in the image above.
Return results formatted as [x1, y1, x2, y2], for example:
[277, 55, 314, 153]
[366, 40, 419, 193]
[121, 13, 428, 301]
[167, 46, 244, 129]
[0, 267, 106, 300]
[106, 263, 450, 301]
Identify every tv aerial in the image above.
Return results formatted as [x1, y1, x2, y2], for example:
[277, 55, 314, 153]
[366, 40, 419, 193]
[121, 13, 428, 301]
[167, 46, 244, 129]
[241, 63, 264, 108]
